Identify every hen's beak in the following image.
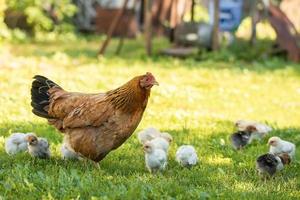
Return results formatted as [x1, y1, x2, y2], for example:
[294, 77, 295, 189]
[153, 80, 159, 86]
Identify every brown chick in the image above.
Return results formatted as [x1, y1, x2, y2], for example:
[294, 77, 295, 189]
[31, 73, 158, 162]
[278, 153, 291, 165]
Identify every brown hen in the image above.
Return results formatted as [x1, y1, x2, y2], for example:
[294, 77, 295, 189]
[31, 73, 158, 162]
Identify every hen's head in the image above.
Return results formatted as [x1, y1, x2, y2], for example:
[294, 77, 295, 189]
[26, 135, 38, 146]
[139, 72, 159, 90]
[268, 136, 281, 147]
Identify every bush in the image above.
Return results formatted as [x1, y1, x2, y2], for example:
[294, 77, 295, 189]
[0, 0, 10, 40]
[6, 0, 77, 34]
[197, 39, 276, 62]
[0, 0, 5, 24]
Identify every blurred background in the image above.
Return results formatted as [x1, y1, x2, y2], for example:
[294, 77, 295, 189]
[0, 0, 299, 61]
[1, 2, 300, 198]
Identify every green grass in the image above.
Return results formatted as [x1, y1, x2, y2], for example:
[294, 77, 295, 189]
[0, 36, 300, 199]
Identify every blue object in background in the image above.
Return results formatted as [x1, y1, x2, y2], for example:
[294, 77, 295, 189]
[209, 0, 244, 31]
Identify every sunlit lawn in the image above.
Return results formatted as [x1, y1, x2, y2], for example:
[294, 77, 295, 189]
[0, 36, 300, 199]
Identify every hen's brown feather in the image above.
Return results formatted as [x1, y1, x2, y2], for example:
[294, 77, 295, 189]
[31, 74, 154, 162]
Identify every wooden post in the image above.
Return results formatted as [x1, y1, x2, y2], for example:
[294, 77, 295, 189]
[115, 0, 138, 55]
[98, 0, 129, 55]
[191, 0, 195, 22]
[250, 0, 257, 45]
[144, 0, 153, 55]
[212, 0, 219, 51]
[169, 0, 178, 43]
[115, 36, 125, 55]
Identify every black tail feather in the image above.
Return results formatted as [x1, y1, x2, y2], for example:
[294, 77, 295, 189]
[31, 75, 61, 119]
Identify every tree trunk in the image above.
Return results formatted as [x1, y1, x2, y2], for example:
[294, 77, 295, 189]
[191, 0, 195, 22]
[250, 0, 257, 45]
[212, 0, 219, 51]
[144, 0, 153, 55]
[98, 0, 129, 55]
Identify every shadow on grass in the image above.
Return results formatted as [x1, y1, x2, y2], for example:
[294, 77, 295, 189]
[0, 119, 299, 175]
[0, 119, 299, 160]
[0, 120, 299, 198]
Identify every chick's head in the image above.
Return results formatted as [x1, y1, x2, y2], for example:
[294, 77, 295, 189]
[26, 135, 38, 146]
[268, 136, 281, 147]
[143, 141, 154, 153]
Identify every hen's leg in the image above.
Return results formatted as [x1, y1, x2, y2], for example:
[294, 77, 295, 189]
[94, 152, 108, 163]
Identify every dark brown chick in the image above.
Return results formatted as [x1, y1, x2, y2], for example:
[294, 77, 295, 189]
[256, 153, 291, 178]
[31, 73, 158, 162]
[230, 130, 252, 150]
[278, 153, 291, 165]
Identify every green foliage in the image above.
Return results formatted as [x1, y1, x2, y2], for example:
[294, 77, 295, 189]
[198, 39, 276, 62]
[183, 2, 209, 23]
[0, 0, 6, 25]
[6, 0, 77, 34]
[0, 38, 300, 199]
[236, 17, 276, 40]
[0, 0, 9, 40]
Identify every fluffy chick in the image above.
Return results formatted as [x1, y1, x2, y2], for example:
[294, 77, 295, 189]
[256, 153, 290, 177]
[143, 141, 167, 173]
[176, 145, 198, 167]
[26, 135, 51, 159]
[5, 132, 35, 155]
[230, 130, 252, 150]
[148, 137, 170, 153]
[61, 143, 80, 160]
[137, 127, 161, 144]
[277, 153, 291, 165]
[268, 136, 296, 159]
[160, 132, 173, 143]
[235, 120, 272, 140]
